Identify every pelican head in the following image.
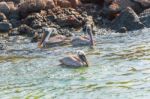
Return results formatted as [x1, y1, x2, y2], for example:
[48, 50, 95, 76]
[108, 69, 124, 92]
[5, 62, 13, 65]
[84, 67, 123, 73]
[85, 25, 94, 47]
[77, 50, 89, 66]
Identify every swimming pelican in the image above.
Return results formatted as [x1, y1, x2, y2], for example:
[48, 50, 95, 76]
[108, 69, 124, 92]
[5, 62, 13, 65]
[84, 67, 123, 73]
[38, 24, 95, 48]
[38, 28, 70, 48]
[59, 50, 89, 68]
[71, 24, 94, 47]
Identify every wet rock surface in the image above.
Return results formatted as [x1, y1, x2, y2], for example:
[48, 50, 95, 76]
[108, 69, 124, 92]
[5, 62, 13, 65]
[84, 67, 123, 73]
[139, 8, 150, 28]
[0, 21, 12, 32]
[111, 7, 144, 31]
[0, 0, 149, 39]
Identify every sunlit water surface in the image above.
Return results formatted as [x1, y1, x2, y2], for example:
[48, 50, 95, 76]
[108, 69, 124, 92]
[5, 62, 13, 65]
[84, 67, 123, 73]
[0, 28, 150, 99]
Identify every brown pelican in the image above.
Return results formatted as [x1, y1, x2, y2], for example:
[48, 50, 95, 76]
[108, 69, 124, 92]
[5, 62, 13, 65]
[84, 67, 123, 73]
[38, 28, 70, 48]
[72, 24, 94, 47]
[38, 24, 95, 48]
[59, 50, 89, 68]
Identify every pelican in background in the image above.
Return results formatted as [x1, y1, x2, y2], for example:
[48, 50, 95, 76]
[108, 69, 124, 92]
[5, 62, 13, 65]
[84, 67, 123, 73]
[59, 50, 89, 68]
[71, 23, 95, 47]
[38, 28, 69, 48]
[38, 22, 95, 48]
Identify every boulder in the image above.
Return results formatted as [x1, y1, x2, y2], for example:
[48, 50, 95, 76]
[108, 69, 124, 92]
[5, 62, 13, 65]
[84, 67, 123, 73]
[0, 13, 7, 21]
[18, 24, 35, 36]
[8, 9, 20, 20]
[111, 7, 144, 31]
[18, 0, 55, 18]
[139, 8, 150, 28]
[81, 0, 104, 6]
[133, 0, 150, 8]
[0, 22, 12, 32]
[57, 0, 72, 8]
[10, 19, 21, 28]
[23, 13, 44, 29]
[0, 2, 10, 16]
[111, 0, 143, 13]
[102, 2, 121, 19]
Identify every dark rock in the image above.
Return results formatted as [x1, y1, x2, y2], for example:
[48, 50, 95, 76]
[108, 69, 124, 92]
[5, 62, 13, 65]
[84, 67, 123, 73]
[110, 0, 143, 14]
[81, 0, 104, 6]
[24, 13, 44, 29]
[47, 15, 57, 22]
[102, 2, 121, 19]
[139, 8, 150, 28]
[0, 12, 7, 21]
[111, 7, 144, 31]
[133, 0, 150, 9]
[18, 24, 35, 36]
[9, 10, 20, 20]
[10, 19, 21, 28]
[58, 28, 73, 37]
[0, 22, 12, 32]
[0, 2, 10, 16]
[117, 27, 127, 33]
[31, 19, 42, 29]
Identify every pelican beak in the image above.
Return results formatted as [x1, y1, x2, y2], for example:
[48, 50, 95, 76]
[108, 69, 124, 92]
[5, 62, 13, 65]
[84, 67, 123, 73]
[79, 54, 89, 66]
[38, 32, 47, 48]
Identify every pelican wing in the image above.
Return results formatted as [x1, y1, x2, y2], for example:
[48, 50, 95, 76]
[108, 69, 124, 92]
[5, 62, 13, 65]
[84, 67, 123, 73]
[60, 56, 84, 67]
[71, 37, 90, 46]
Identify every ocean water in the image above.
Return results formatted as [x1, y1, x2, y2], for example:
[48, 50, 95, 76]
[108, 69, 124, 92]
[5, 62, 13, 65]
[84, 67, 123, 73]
[0, 28, 150, 99]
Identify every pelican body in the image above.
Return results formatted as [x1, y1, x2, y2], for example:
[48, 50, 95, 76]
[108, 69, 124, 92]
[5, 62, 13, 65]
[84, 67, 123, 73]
[38, 28, 70, 48]
[60, 50, 88, 68]
[72, 24, 94, 47]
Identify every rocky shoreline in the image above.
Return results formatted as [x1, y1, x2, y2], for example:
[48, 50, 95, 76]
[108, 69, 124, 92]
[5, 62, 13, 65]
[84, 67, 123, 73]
[0, 0, 149, 44]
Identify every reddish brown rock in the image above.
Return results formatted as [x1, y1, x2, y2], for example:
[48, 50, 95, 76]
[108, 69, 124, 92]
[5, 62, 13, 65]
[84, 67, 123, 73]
[81, 0, 104, 6]
[57, 0, 72, 8]
[69, 0, 81, 8]
[103, 2, 121, 20]
[18, 0, 55, 18]
[111, 7, 144, 31]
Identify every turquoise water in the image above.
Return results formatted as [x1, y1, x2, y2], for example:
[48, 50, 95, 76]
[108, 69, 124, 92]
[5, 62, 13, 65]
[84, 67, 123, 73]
[0, 28, 150, 99]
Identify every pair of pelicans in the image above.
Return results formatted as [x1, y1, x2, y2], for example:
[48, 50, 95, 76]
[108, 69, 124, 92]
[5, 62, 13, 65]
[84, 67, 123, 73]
[37, 25, 95, 68]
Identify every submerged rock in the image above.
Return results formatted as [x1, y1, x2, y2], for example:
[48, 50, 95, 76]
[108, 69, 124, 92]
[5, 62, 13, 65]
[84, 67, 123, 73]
[139, 8, 150, 28]
[133, 0, 150, 9]
[111, 7, 144, 31]
[0, 22, 12, 32]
